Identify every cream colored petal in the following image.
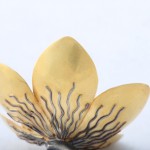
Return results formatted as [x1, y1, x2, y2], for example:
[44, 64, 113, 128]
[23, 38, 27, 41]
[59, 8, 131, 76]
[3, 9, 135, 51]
[85, 134, 123, 149]
[99, 134, 123, 149]
[106, 134, 122, 144]
[0, 114, 47, 145]
[0, 114, 43, 138]
[0, 64, 53, 139]
[71, 84, 149, 148]
[32, 37, 98, 138]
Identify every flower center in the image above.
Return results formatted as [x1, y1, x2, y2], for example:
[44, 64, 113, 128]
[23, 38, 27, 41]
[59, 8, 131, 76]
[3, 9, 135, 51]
[46, 140, 76, 150]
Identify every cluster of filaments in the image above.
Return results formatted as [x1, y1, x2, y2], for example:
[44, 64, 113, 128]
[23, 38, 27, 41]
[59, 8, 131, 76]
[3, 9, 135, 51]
[4, 83, 126, 150]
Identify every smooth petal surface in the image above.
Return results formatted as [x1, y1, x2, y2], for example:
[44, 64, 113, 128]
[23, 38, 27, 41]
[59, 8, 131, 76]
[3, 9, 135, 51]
[0, 64, 53, 139]
[32, 37, 98, 138]
[70, 84, 149, 149]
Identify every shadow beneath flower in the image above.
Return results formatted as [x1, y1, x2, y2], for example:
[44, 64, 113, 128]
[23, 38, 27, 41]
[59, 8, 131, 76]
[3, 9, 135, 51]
[103, 142, 132, 150]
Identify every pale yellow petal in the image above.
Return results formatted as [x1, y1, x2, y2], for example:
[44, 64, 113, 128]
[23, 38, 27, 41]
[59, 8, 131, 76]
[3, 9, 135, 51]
[86, 134, 123, 149]
[106, 134, 122, 144]
[0, 114, 43, 138]
[0, 64, 53, 139]
[100, 134, 123, 149]
[32, 37, 98, 138]
[0, 114, 47, 145]
[70, 84, 149, 149]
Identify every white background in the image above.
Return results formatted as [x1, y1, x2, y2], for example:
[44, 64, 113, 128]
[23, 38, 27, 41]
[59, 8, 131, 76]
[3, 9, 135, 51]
[0, 0, 150, 150]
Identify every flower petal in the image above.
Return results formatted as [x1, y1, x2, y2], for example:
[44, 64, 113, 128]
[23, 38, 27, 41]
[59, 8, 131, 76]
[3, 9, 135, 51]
[32, 37, 98, 138]
[106, 134, 122, 144]
[0, 114, 46, 145]
[70, 83, 149, 148]
[99, 134, 123, 149]
[0, 64, 53, 140]
[82, 134, 123, 149]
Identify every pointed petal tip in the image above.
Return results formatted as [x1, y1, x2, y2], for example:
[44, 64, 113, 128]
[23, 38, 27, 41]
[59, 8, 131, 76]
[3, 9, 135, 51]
[123, 83, 150, 98]
[107, 83, 150, 98]
[58, 36, 77, 41]
[49, 36, 79, 48]
[138, 83, 150, 97]
[52, 36, 85, 53]
[139, 83, 150, 93]
[0, 114, 14, 127]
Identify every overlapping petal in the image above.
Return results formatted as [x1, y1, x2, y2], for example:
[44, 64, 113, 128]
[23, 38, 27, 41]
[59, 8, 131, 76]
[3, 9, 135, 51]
[32, 37, 98, 138]
[70, 84, 149, 149]
[0, 64, 54, 141]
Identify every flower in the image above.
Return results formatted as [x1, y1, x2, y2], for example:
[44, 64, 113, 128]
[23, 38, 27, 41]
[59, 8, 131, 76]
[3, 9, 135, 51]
[0, 37, 149, 150]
